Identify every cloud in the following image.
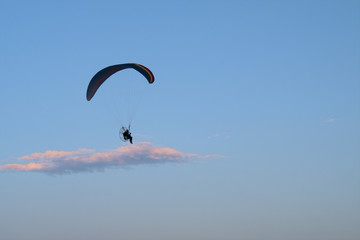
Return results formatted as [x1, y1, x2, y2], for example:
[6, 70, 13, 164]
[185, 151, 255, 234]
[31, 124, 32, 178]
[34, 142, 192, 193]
[325, 118, 336, 123]
[19, 149, 95, 161]
[0, 142, 217, 174]
[209, 133, 230, 139]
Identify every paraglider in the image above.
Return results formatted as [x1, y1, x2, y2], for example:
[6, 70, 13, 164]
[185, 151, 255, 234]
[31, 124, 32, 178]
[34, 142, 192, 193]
[120, 126, 133, 144]
[86, 63, 154, 144]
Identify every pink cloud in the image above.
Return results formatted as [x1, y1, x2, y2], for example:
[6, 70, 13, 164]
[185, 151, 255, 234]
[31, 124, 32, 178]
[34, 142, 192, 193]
[0, 142, 218, 174]
[19, 149, 95, 161]
[325, 118, 336, 123]
[0, 163, 49, 172]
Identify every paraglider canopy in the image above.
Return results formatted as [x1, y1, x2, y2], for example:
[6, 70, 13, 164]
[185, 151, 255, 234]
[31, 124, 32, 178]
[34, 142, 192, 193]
[86, 63, 155, 101]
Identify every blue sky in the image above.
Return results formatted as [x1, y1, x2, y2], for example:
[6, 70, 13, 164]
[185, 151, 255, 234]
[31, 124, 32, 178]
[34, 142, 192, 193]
[0, 0, 359, 239]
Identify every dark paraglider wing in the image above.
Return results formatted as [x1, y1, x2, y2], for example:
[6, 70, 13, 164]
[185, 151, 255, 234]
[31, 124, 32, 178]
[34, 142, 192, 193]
[86, 63, 155, 101]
